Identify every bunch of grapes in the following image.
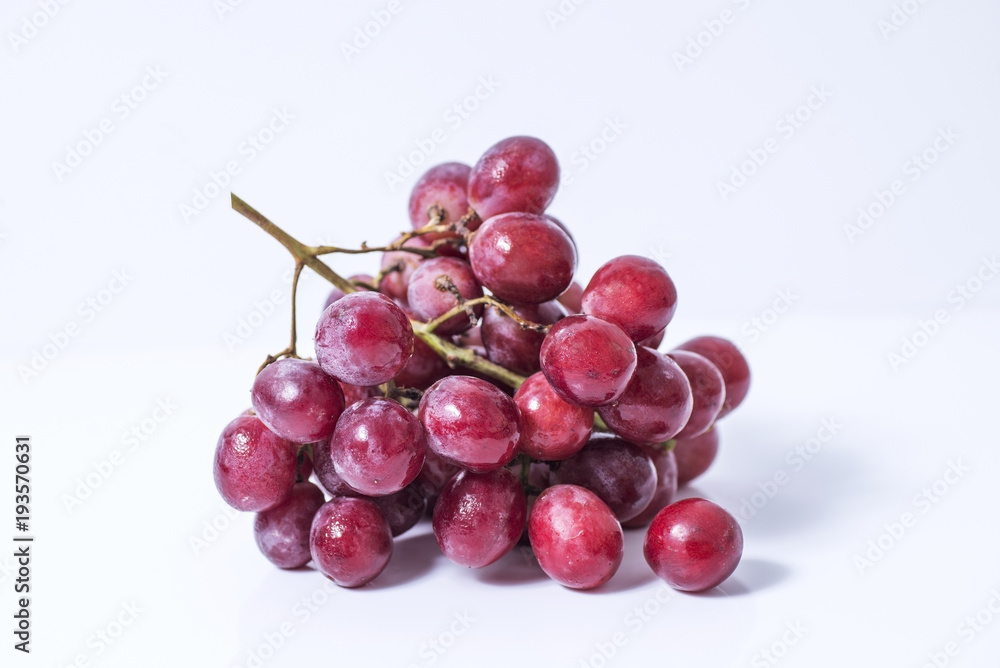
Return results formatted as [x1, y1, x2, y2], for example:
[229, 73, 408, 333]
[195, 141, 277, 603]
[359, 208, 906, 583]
[215, 136, 750, 592]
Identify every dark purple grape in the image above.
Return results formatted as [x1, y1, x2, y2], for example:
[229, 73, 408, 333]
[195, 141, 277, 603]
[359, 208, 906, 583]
[622, 447, 678, 529]
[407, 256, 483, 336]
[644, 498, 743, 592]
[467, 136, 560, 220]
[312, 438, 359, 497]
[310, 497, 392, 588]
[254, 481, 325, 568]
[214, 414, 298, 512]
[513, 372, 592, 461]
[581, 255, 678, 343]
[329, 397, 426, 497]
[481, 300, 566, 376]
[468, 212, 576, 304]
[315, 291, 413, 386]
[418, 376, 521, 471]
[666, 350, 725, 439]
[674, 336, 750, 419]
[539, 314, 637, 407]
[432, 468, 527, 568]
[528, 484, 623, 589]
[674, 426, 720, 486]
[369, 481, 426, 537]
[251, 358, 345, 444]
[597, 347, 693, 445]
[549, 435, 657, 523]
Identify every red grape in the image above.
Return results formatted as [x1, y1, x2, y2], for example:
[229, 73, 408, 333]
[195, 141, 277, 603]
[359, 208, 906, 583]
[392, 333, 451, 390]
[407, 256, 483, 335]
[597, 347, 693, 445]
[379, 236, 429, 303]
[315, 291, 414, 386]
[557, 280, 584, 314]
[481, 300, 566, 376]
[674, 426, 720, 486]
[513, 372, 592, 461]
[643, 498, 743, 592]
[329, 397, 426, 497]
[254, 481, 326, 569]
[369, 481, 426, 537]
[622, 447, 678, 529]
[408, 162, 472, 231]
[339, 382, 381, 408]
[312, 438, 359, 497]
[666, 350, 725, 439]
[539, 314, 637, 407]
[214, 414, 298, 512]
[310, 497, 392, 587]
[251, 358, 345, 444]
[418, 376, 522, 471]
[468, 212, 576, 304]
[528, 484, 624, 589]
[323, 274, 373, 311]
[549, 435, 657, 522]
[581, 255, 678, 343]
[467, 136, 560, 220]
[640, 328, 665, 350]
[674, 336, 750, 418]
[432, 468, 527, 568]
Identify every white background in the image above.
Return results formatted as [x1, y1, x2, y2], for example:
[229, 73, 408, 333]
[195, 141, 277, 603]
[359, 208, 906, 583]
[2, 0, 999, 666]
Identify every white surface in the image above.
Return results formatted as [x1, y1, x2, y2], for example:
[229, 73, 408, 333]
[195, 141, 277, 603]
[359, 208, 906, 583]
[2, 1, 999, 666]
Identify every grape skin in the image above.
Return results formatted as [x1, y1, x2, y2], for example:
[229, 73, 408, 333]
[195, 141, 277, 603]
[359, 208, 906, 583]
[468, 212, 577, 305]
[251, 358, 345, 444]
[408, 162, 472, 231]
[539, 314, 637, 408]
[407, 256, 483, 336]
[254, 481, 326, 569]
[674, 336, 750, 418]
[214, 414, 298, 512]
[315, 291, 414, 386]
[513, 371, 593, 461]
[310, 497, 393, 588]
[481, 300, 566, 377]
[644, 498, 743, 592]
[581, 255, 678, 343]
[329, 397, 427, 497]
[418, 375, 522, 472]
[432, 468, 527, 568]
[674, 426, 720, 486]
[528, 484, 624, 590]
[467, 136, 560, 220]
[666, 350, 725, 439]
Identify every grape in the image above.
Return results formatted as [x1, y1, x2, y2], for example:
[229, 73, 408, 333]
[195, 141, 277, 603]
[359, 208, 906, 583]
[370, 481, 426, 537]
[432, 468, 527, 568]
[513, 372, 593, 461]
[643, 498, 743, 591]
[622, 447, 678, 529]
[674, 336, 750, 418]
[468, 212, 576, 304]
[418, 376, 521, 471]
[329, 397, 426, 497]
[379, 236, 430, 303]
[544, 214, 576, 252]
[581, 255, 678, 343]
[254, 481, 326, 568]
[408, 162, 472, 232]
[392, 333, 451, 390]
[639, 328, 665, 350]
[315, 291, 414, 386]
[674, 426, 720, 486]
[528, 484, 624, 589]
[557, 280, 584, 314]
[549, 435, 657, 522]
[323, 274, 373, 311]
[407, 256, 483, 335]
[214, 414, 298, 512]
[251, 358, 345, 444]
[312, 437, 362, 497]
[597, 347, 693, 445]
[467, 136, 560, 220]
[414, 449, 462, 513]
[339, 382, 381, 408]
[481, 300, 566, 376]
[666, 350, 725, 439]
[539, 314, 637, 407]
[310, 497, 392, 587]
